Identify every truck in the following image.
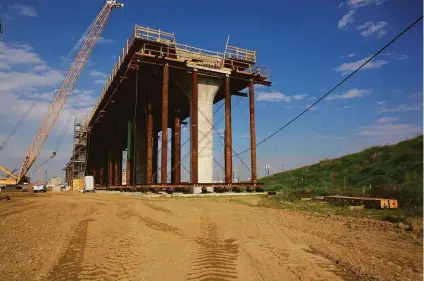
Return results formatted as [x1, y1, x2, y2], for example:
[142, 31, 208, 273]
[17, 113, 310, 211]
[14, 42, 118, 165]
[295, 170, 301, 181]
[33, 184, 46, 193]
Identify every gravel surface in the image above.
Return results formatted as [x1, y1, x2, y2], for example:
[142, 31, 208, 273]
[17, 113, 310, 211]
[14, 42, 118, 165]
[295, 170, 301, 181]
[0, 192, 421, 281]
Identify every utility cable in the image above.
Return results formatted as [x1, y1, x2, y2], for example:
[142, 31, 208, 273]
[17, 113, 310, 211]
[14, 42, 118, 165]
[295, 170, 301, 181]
[234, 15, 423, 157]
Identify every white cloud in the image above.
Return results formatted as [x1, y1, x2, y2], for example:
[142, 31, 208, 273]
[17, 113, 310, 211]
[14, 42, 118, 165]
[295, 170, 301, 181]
[312, 133, 328, 139]
[240, 133, 250, 138]
[357, 21, 388, 38]
[344, 105, 352, 109]
[338, 10, 356, 29]
[335, 55, 387, 75]
[89, 70, 108, 79]
[395, 54, 410, 60]
[376, 100, 386, 105]
[256, 92, 307, 102]
[32, 64, 49, 71]
[408, 92, 422, 100]
[326, 88, 371, 100]
[97, 37, 115, 44]
[377, 103, 422, 114]
[347, 0, 388, 8]
[347, 53, 356, 57]
[356, 123, 422, 137]
[292, 94, 308, 100]
[376, 117, 398, 124]
[0, 42, 44, 69]
[94, 79, 106, 85]
[10, 4, 37, 17]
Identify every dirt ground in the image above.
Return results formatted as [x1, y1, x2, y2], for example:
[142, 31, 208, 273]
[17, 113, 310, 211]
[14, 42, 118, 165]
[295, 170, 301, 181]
[0, 192, 421, 281]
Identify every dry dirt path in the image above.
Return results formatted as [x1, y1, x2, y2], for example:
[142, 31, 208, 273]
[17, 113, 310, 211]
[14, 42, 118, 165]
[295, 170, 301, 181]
[0, 192, 421, 281]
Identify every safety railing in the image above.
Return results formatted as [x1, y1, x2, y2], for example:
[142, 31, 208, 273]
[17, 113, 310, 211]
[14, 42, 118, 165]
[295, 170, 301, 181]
[224, 45, 256, 63]
[135, 25, 176, 45]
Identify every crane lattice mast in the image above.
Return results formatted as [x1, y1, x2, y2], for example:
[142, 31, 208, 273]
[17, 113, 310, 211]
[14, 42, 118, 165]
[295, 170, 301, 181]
[17, 1, 123, 183]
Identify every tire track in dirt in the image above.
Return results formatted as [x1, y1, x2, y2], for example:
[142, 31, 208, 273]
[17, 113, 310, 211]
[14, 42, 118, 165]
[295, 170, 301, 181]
[44, 218, 92, 281]
[186, 214, 239, 281]
[142, 201, 171, 213]
[78, 204, 148, 281]
[0, 200, 43, 218]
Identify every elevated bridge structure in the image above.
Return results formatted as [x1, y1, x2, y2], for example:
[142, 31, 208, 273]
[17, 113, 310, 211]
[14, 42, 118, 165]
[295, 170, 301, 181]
[65, 25, 271, 193]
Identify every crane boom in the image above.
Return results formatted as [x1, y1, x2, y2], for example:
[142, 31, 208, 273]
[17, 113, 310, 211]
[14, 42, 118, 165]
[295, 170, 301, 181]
[16, 1, 123, 183]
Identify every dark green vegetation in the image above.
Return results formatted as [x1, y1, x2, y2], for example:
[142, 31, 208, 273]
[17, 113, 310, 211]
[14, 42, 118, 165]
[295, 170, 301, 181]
[262, 135, 423, 212]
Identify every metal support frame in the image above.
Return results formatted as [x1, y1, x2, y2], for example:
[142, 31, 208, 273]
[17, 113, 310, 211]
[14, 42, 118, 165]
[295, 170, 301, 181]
[224, 75, 232, 184]
[146, 91, 153, 184]
[161, 64, 169, 184]
[191, 70, 198, 184]
[171, 110, 181, 184]
[249, 80, 257, 184]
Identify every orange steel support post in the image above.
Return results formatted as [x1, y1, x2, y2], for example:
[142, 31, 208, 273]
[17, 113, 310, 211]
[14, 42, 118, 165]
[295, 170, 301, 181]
[161, 64, 169, 184]
[146, 91, 153, 184]
[249, 80, 257, 184]
[152, 134, 158, 184]
[114, 149, 120, 185]
[126, 120, 133, 186]
[191, 70, 199, 184]
[171, 111, 181, 184]
[224, 75, 232, 184]
[108, 146, 113, 186]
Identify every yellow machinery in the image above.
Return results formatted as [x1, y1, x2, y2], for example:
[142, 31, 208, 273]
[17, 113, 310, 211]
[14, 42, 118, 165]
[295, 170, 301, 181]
[0, 165, 19, 186]
[0, 1, 123, 186]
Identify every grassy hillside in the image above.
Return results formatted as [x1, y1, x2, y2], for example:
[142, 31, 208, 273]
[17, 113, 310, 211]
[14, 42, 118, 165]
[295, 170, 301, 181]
[262, 135, 423, 208]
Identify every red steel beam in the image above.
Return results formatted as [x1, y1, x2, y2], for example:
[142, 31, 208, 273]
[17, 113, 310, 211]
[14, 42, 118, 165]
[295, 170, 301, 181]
[161, 64, 169, 184]
[171, 111, 181, 184]
[114, 149, 120, 185]
[146, 91, 153, 184]
[249, 80, 257, 184]
[224, 75, 232, 184]
[152, 133, 158, 184]
[191, 70, 198, 184]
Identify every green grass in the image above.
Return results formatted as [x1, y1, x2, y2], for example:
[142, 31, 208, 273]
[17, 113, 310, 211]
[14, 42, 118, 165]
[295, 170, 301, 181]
[261, 135, 423, 209]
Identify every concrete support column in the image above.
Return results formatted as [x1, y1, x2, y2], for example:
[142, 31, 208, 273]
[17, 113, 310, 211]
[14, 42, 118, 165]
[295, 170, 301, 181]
[171, 111, 181, 184]
[161, 64, 169, 184]
[146, 92, 153, 184]
[249, 80, 257, 184]
[191, 70, 198, 185]
[126, 119, 134, 186]
[224, 75, 232, 184]
[152, 133, 158, 184]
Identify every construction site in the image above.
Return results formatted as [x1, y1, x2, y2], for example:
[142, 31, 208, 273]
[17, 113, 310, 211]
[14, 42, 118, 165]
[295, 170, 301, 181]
[63, 24, 270, 194]
[0, 1, 422, 281]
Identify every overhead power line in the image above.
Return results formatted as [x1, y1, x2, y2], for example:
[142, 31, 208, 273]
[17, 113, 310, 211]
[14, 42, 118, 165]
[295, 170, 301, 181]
[234, 15, 423, 158]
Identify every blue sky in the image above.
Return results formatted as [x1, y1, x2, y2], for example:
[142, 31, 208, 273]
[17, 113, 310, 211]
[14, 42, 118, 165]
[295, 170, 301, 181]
[0, 0, 422, 181]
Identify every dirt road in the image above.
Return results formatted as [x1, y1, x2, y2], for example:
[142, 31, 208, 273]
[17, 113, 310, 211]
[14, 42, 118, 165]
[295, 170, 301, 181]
[0, 192, 421, 281]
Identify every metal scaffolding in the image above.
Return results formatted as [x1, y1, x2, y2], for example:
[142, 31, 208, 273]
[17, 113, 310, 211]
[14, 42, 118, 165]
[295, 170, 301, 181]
[71, 117, 88, 179]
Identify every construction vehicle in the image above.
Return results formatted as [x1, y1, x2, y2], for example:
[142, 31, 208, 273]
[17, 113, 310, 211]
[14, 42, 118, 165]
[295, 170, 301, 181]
[0, 1, 123, 187]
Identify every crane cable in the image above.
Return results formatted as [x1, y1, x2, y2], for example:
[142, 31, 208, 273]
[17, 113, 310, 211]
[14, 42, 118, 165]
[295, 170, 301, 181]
[234, 15, 423, 158]
[0, 102, 36, 152]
